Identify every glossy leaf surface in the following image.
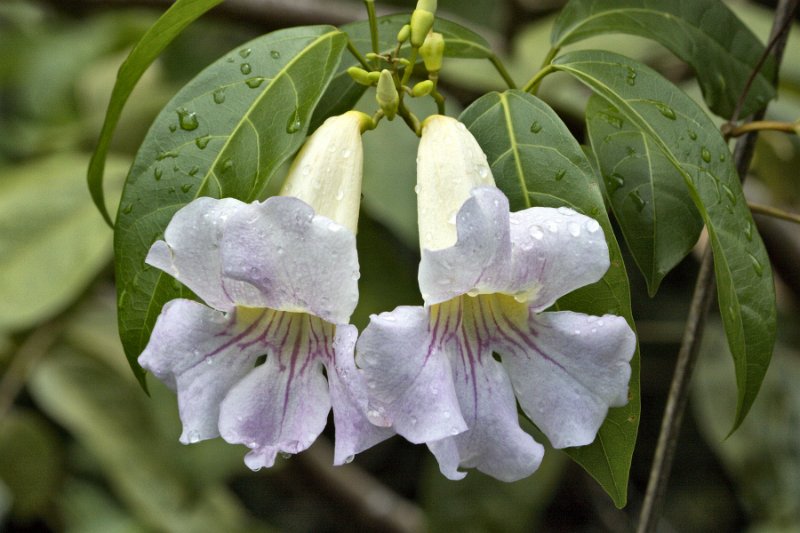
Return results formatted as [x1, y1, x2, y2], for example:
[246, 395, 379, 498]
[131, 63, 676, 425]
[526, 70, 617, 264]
[553, 50, 776, 431]
[114, 26, 347, 386]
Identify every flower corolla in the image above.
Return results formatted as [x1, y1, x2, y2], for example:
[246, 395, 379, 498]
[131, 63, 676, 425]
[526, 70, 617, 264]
[139, 112, 389, 469]
[356, 115, 636, 481]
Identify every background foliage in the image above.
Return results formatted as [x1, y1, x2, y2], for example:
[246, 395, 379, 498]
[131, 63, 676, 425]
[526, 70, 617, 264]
[1, 0, 799, 531]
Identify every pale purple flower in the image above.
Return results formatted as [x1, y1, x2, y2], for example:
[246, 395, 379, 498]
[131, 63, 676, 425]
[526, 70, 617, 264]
[139, 112, 390, 470]
[356, 115, 635, 482]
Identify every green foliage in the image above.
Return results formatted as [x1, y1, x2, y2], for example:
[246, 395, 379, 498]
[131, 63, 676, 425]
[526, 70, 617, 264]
[551, 0, 776, 118]
[586, 94, 704, 294]
[88, 0, 225, 226]
[114, 26, 347, 386]
[0, 154, 127, 331]
[460, 90, 640, 507]
[552, 50, 776, 432]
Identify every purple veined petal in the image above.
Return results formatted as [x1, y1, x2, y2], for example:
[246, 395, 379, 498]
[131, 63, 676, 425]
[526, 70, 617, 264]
[138, 299, 266, 444]
[325, 324, 394, 465]
[220, 196, 360, 325]
[429, 302, 544, 482]
[419, 187, 512, 305]
[356, 306, 467, 443]
[499, 310, 635, 449]
[507, 207, 609, 311]
[146, 197, 270, 312]
[218, 313, 334, 470]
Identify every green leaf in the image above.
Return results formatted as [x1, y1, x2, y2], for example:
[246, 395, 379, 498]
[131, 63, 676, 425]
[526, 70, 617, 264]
[0, 153, 128, 331]
[552, 50, 776, 431]
[460, 89, 640, 508]
[311, 15, 493, 129]
[585, 95, 704, 294]
[114, 26, 347, 386]
[88, 0, 224, 226]
[550, 0, 776, 118]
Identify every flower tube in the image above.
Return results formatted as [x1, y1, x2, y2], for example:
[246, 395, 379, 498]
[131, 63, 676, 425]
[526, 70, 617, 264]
[357, 115, 635, 481]
[139, 111, 390, 469]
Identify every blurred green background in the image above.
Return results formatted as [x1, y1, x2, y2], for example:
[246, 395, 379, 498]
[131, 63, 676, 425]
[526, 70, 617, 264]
[1, 0, 799, 531]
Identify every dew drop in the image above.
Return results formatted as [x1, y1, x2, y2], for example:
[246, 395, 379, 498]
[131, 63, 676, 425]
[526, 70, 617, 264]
[545, 221, 558, 233]
[626, 66, 636, 86]
[279, 452, 292, 460]
[450, 426, 460, 435]
[652, 101, 676, 120]
[410, 416, 417, 426]
[557, 206, 574, 216]
[719, 153, 726, 162]
[156, 150, 178, 161]
[122, 203, 133, 214]
[597, 111, 623, 129]
[688, 129, 698, 140]
[414, 184, 420, 194]
[443, 410, 451, 419]
[176, 108, 199, 131]
[240, 63, 252, 75]
[205, 357, 213, 365]
[181, 183, 193, 193]
[721, 184, 737, 205]
[188, 165, 199, 177]
[195, 135, 211, 149]
[286, 113, 302, 134]
[438, 278, 452, 286]
[605, 173, 625, 194]
[530, 121, 542, 133]
[344, 455, 355, 464]
[477, 165, 490, 179]
[629, 190, 647, 212]
[528, 224, 544, 240]
[239, 47, 252, 58]
[341, 148, 352, 159]
[748, 253, 764, 277]
[221, 158, 234, 173]
[744, 221, 753, 241]
[187, 431, 200, 444]
[213, 88, 226, 104]
[554, 169, 566, 181]
[335, 188, 344, 201]
[245, 76, 265, 88]
[567, 221, 581, 237]
[585, 219, 600, 233]
[154, 167, 162, 180]
[168, 123, 177, 132]
[270, 50, 281, 59]
[701, 147, 712, 163]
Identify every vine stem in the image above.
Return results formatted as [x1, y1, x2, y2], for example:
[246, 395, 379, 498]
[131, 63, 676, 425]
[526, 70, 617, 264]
[748, 202, 800, 225]
[636, 1, 797, 531]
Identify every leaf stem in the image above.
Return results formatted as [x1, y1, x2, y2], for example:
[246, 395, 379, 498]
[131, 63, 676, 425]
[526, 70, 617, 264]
[521, 65, 555, 95]
[488, 54, 517, 89]
[724, 119, 798, 138]
[363, 0, 380, 64]
[749, 202, 800, 224]
[636, 1, 797, 531]
[347, 39, 371, 70]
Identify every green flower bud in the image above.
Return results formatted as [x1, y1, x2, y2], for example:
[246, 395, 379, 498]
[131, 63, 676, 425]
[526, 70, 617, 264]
[411, 80, 434, 97]
[376, 69, 399, 120]
[416, 0, 437, 13]
[367, 71, 381, 83]
[397, 24, 411, 43]
[420, 32, 444, 73]
[410, 9, 435, 48]
[347, 66, 374, 86]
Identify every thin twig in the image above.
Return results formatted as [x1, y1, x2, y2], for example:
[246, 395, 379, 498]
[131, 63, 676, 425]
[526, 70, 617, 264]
[636, 1, 798, 531]
[725, 119, 798, 138]
[749, 202, 800, 225]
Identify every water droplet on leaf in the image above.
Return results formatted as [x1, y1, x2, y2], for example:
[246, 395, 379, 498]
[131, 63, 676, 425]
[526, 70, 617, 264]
[246, 76, 265, 88]
[286, 113, 302, 134]
[701, 147, 712, 163]
[240, 63, 252, 75]
[626, 66, 636, 85]
[530, 121, 542, 133]
[188, 165, 199, 177]
[239, 47, 251, 58]
[213, 88, 226, 104]
[168, 123, 177, 132]
[181, 183, 192, 193]
[748, 253, 764, 277]
[554, 169, 566, 181]
[652, 101, 676, 120]
[688, 129, 698, 140]
[270, 50, 281, 59]
[154, 167, 162, 180]
[629, 190, 647, 212]
[605, 173, 625, 194]
[176, 108, 199, 131]
[122, 203, 133, 214]
[195, 135, 211, 149]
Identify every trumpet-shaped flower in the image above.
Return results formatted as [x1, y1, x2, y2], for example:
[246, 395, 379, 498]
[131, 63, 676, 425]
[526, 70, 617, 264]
[356, 115, 635, 482]
[139, 112, 390, 469]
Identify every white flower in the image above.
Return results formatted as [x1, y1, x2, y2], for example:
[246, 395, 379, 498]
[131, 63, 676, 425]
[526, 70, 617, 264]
[139, 112, 390, 470]
[357, 115, 635, 481]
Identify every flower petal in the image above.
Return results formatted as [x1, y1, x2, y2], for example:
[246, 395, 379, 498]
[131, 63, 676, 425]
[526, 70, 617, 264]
[431, 340, 544, 482]
[220, 196, 360, 324]
[356, 306, 467, 443]
[325, 325, 394, 465]
[138, 299, 263, 444]
[500, 311, 635, 449]
[418, 187, 512, 305]
[218, 317, 333, 470]
[146, 197, 269, 312]
[507, 207, 609, 311]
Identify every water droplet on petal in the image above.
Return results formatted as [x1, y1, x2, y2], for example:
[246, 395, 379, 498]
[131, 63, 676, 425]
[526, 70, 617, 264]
[545, 221, 558, 233]
[335, 188, 344, 200]
[279, 452, 292, 459]
[585, 219, 600, 233]
[476, 165, 490, 179]
[344, 455, 355, 464]
[567, 221, 581, 237]
[528, 224, 544, 240]
[450, 426, 460, 435]
[557, 206, 574, 216]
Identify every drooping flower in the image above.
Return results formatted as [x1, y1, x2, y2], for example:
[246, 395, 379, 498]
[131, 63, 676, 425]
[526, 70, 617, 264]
[139, 111, 390, 469]
[356, 115, 636, 482]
